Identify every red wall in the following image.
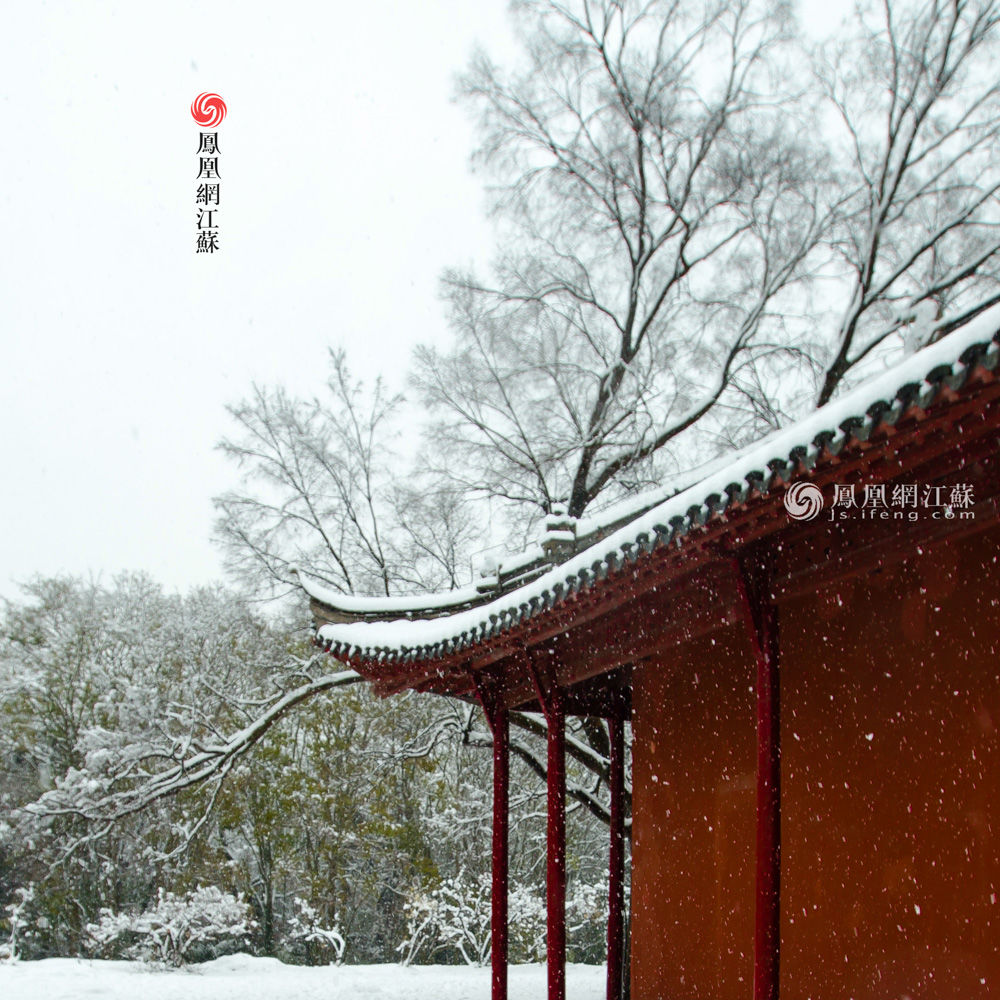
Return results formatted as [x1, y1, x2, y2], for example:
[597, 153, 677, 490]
[632, 625, 756, 996]
[631, 527, 1000, 998]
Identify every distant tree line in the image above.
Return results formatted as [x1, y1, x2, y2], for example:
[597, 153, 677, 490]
[0, 576, 618, 965]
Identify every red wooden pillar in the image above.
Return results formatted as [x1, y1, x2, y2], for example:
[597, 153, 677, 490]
[473, 672, 510, 1000]
[753, 598, 780, 1000]
[526, 652, 568, 1000]
[490, 706, 510, 1000]
[734, 555, 781, 1000]
[547, 692, 567, 1000]
[606, 715, 626, 1000]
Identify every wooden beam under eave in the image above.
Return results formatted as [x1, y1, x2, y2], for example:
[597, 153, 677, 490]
[558, 670, 632, 720]
[549, 564, 742, 682]
[775, 496, 1000, 603]
[773, 450, 1000, 603]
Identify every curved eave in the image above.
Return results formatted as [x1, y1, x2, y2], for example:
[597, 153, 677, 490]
[314, 316, 1000, 696]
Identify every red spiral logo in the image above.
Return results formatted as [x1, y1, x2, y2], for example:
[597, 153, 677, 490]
[190, 92, 227, 127]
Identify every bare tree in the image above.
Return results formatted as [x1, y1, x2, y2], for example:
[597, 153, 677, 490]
[415, 0, 833, 521]
[815, 0, 1000, 404]
[212, 2, 1000, 567]
[214, 350, 400, 598]
[214, 350, 473, 599]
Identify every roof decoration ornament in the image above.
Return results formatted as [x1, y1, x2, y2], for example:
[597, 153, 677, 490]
[541, 503, 578, 562]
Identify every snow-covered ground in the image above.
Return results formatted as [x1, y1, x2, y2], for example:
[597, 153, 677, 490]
[0, 954, 606, 1000]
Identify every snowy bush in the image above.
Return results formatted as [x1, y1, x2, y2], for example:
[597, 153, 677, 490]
[398, 873, 492, 967]
[86, 886, 253, 965]
[566, 876, 610, 964]
[282, 896, 345, 965]
[508, 884, 546, 963]
[396, 874, 615, 967]
[398, 876, 562, 967]
[0, 885, 36, 962]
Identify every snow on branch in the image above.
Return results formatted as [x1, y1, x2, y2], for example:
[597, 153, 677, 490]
[21, 670, 364, 829]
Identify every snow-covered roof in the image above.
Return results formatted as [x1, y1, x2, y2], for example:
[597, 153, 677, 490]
[311, 306, 1000, 667]
[297, 573, 495, 618]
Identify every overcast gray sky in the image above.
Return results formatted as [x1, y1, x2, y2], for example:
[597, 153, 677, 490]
[0, 1, 521, 598]
[1, 1, 839, 601]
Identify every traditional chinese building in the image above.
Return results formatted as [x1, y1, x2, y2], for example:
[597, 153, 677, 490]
[302, 306, 1000, 1000]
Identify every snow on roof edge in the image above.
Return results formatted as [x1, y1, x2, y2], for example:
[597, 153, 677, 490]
[315, 307, 1000, 656]
[296, 570, 489, 615]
